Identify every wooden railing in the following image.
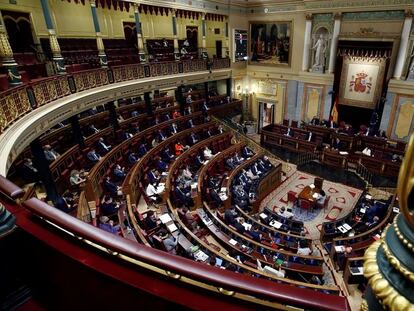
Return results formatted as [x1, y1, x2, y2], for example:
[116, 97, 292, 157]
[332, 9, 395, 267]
[0, 59, 231, 135]
[18, 197, 350, 310]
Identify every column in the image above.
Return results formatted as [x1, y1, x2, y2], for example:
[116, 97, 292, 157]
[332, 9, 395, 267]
[90, 0, 107, 67]
[171, 9, 180, 61]
[204, 82, 209, 102]
[328, 13, 341, 74]
[106, 101, 119, 131]
[144, 92, 153, 116]
[134, 4, 147, 63]
[69, 115, 85, 149]
[226, 78, 232, 97]
[0, 12, 21, 86]
[302, 14, 312, 72]
[223, 18, 229, 58]
[394, 11, 413, 79]
[201, 13, 208, 59]
[30, 138, 59, 203]
[175, 85, 185, 114]
[40, 0, 66, 74]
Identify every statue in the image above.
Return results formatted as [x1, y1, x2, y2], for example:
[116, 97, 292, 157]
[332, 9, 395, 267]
[312, 34, 327, 72]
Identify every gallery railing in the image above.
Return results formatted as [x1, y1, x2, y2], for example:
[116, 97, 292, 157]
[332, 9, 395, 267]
[0, 58, 230, 134]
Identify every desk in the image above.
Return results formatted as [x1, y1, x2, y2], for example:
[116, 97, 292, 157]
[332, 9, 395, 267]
[298, 185, 320, 204]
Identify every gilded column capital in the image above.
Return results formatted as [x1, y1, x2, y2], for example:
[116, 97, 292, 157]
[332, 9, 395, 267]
[171, 8, 176, 17]
[334, 12, 342, 20]
[305, 14, 312, 21]
[134, 3, 139, 13]
[405, 10, 413, 19]
[89, 0, 96, 7]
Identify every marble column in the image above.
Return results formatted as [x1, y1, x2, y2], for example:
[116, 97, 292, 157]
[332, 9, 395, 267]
[171, 9, 180, 61]
[90, 0, 107, 67]
[0, 12, 21, 86]
[201, 13, 208, 59]
[302, 14, 312, 72]
[223, 18, 229, 58]
[394, 11, 413, 79]
[69, 115, 85, 149]
[40, 0, 66, 74]
[134, 4, 147, 63]
[328, 13, 341, 74]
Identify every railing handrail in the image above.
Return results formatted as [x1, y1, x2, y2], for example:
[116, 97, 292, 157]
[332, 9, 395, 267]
[21, 197, 349, 311]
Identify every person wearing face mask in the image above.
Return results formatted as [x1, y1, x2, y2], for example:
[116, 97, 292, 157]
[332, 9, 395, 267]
[69, 170, 86, 186]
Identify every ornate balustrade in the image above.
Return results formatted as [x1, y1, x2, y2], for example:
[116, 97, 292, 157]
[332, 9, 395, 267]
[0, 59, 230, 136]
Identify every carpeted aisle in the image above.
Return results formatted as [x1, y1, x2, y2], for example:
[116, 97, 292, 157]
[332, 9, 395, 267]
[260, 171, 362, 239]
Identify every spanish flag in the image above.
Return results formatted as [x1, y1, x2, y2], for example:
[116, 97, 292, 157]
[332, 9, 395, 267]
[331, 98, 339, 123]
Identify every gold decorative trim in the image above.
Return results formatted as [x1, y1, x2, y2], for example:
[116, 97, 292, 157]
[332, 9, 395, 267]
[363, 240, 413, 310]
[397, 131, 414, 228]
[381, 236, 414, 283]
[361, 299, 368, 311]
[393, 215, 414, 253]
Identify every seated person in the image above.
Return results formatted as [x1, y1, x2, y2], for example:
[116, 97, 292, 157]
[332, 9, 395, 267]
[245, 168, 259, 180]
[97, 137, 111, 154]
[161, 148, 175, 163]
[100, 195, 119, 216]
[159, 229, 179, 255]
[297, 241, 313, 256]
[175, 141, 189, 156]
[202, 101, 209, 112]
[128, 152, 139, 165]
[332, 138, 344, 151]
[188, 132, 199, 145]
[203, 146, 214, 160]
[113, 164, 126, 180]
[225, 157, 236, 170]
[54, 192, 76, 213]
[316, 189, 327, 206]
[210, 188, 223, 206]
[310, 116, 320, 126]
[172, 111, 181, 119]
[147, 169, 160, 184]
[99, 216, 120, 234]
[187, 119, 194, 128]
[277, 207, 294, 219]
[233, 217, 246, 234]
[174, 184, 194, 207]
[249, 226, 263, 242]
[122, 131, 133, 140]
[43, 144, 60, 162]
[151, 136, 160, 148]
[87, 149, 102, 163]
[156, 157, 168, 172]
[242, 146, 254, 158]
[182, 165, 193, 180]
[224, 206, 237, 225]
[104, 176, 122, 196]
[87, 124, 99, 135]
[138, 143, 148, 157]
[256, 259, 286, 278]
[158, 130, 167, 141]
[306, 131, 313, 142]
[144, 210, 160, 230]
[285, 127, 293, 137]
[195, 154, 205, 167]
[233, 153, 244, 165]
[170, 122, 179, 135]
[146, 182, 163, 203]
[69, 170, 86, 186]
[131, 110, 139, 118]
[251, 163, 262, 176]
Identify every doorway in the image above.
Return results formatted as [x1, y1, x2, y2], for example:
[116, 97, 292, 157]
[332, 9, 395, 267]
[216, 40, 222, 58]
[258, 101, 274, 132]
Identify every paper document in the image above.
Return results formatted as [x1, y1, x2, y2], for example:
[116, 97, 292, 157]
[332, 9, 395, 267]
[242, 223, 252, 231]
[269, 220, 282, 229]
[259, 213, 268, 219]
[335, 245, 346, 252]
[229, 239, 238, 246]
[167, 223, 178, 233]
[159, 213, 172, 224]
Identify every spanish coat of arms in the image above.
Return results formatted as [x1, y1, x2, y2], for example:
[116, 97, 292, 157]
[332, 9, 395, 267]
[349, 71, 372, 94]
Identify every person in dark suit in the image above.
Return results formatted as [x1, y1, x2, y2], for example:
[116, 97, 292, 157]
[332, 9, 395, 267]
[158, 130, 167, 141]
[100, 195, 119, 216]
[242, 146, 254, 158]
[54, 195, 75, 213]
[310, 116, 320, 126]
[87, 149, 101, 163]
[138, 143, 148, 157]
[144, 210, 159, 230]
[224, 206, 237, 225]
[332, 138, 344, 151]
[225, 157, 236, 170]
[128, 152, 138, 165]
[113, 164, 126, 180]
[147, 169, 159, 184]
[170, 123, 179, 135]
[162, 148, 175, 163]
[188, 132, 198, 145]
[187, 119, 194, 128]
[21, 158, 39, 182]
[175, 184, 193, 207]
[97, 137, 111, 154]
[157, 158, 168, 172]
[104, 176, 121, 196]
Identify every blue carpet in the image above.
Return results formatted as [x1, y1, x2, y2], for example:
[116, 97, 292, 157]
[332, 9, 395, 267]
[291, 205, 322, 222]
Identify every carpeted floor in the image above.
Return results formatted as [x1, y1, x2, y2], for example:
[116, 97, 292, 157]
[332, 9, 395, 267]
[260, 171, 363, 240]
